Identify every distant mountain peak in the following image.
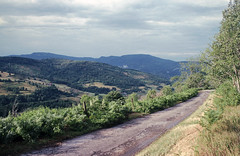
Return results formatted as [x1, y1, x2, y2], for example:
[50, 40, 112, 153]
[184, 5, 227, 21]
[9, 52, 180, 79]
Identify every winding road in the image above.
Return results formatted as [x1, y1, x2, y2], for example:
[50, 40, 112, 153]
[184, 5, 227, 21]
[23, 90, 211, 156]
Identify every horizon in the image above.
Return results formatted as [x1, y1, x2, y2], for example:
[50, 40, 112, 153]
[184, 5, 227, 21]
[5, 51, 189, 62]
[0, 0, 230, 61]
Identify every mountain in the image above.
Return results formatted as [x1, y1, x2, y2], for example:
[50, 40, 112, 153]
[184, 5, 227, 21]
[0, 57, 168, 94]
[11, 52, 181, 79]
[12, 52, 94, 61]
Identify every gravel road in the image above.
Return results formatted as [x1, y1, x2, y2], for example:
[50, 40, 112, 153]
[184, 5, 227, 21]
[23, 90, 211, 156]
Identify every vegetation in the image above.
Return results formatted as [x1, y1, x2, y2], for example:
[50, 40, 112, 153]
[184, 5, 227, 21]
[0, 88, 198, 155]
[195, 1, 240, 155]
[201, 0, 240, 93]
[137, 93, 213, 156]
[197, 83, 240, 155]
[2, 1, 240, 155]
[14, 53, 181, 79]
[0, 86, 74, 117]
[0, 57, 168, 94]
[171, 60, 211, 92]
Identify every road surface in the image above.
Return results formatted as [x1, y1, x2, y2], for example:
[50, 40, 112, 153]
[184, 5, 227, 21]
[23, 90, 211, 156]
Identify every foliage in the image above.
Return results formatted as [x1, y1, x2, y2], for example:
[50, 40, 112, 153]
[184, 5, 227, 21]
[201, 0, 240, 93]
[126, 93, 139, 111]
[147, 89, 157, 100]
[0, 88, 198, 145]
[197, 105, 240, 156]
[172, 60, 210, 92]
[161, 85, 173, 96]
[0, 86, 73, 117]
[135, 88, 198, 114]
[200, 81, 240, 128]
[104, 91, 125, 104]
[0, 57, 168, 94]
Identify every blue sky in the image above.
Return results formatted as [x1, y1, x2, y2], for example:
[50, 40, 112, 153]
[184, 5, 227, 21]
[0, 0, 230, 61]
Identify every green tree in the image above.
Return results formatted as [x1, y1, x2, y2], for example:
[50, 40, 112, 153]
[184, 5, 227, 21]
[147, 89, 156, 99]
[161, 85, 173, 96]
[80, 95, 91, 116]
[172, 59, 208, 91]
[104, 91, 125, 104]
[126, 93, 139, 110]
[202, 0, 240, 92]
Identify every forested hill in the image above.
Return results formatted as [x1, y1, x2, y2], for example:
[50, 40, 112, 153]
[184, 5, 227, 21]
[0, 57, 168, 94]
[12, 52, 181, 79]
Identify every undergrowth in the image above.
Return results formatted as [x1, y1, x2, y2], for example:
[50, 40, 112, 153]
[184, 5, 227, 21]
[0, 88, 198, 155]
[196, 81, 240, 155]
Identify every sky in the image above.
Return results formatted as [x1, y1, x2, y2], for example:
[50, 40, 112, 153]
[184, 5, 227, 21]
[0, 0, 230, 61]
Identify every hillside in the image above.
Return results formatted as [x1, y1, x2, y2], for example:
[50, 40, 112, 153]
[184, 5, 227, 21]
[0, 57, 168, 94]
[12, 52, 181, 78]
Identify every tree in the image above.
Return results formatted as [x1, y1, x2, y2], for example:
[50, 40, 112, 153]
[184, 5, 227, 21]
[161, 85, 173, 96]
[80, 95, 91, 116]
[202, 0, 240, 92]
[172, 59, 209, 91]
[126, 93, 139, 110]
[104, 91, 125, 104]
[147, 89, 156, 99]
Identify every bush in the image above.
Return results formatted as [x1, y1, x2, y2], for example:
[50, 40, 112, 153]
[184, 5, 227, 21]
[197, 105, 240, 155]
[0, 88, 198, 144]
[200, 81, 240, 127]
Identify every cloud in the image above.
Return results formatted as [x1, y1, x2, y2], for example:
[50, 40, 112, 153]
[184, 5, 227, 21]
[0, 18, 7, 26]
[0, 0, 230, 61]
[2, 15, 92, 28]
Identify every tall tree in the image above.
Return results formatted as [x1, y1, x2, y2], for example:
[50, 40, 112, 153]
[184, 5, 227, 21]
[202, 0, 240, 92]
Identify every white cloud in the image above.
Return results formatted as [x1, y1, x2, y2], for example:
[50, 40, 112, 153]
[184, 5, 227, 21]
[171, 0, 229, 7]
[60, 0, 140, 12]
[0, 0, 37, 4]
[146, 21, 176, 27]
[4, 15, 92, 27]
[0, 0, 230, 60]
[146, 15, 222, 28]
[0, 17, 7, 25]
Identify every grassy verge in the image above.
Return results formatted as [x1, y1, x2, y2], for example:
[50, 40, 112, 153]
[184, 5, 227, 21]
[196, 105, 240, 155]
[137, 93, 214, 156]
[195, 81, 240, 155]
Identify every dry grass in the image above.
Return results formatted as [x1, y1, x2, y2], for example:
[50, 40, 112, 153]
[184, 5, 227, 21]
[196, 105, 240, 156]
[137, 94, 214, 156]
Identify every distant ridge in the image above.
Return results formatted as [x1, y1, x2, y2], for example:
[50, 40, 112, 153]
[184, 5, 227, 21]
[11, 52, 181, 78]
[0, 57, 168, 94]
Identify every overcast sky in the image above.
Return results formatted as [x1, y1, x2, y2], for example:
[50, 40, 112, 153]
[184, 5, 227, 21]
[0, 0, 230, 61]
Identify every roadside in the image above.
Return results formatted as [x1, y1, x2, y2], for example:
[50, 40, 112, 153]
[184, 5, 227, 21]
[22, 90, 211, 156]
[137, 91, 214, 156]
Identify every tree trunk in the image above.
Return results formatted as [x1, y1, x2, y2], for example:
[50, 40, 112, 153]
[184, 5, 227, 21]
[131, 97, 134, 110]
[83, 101, 89, 117]
[233, 65, 240, 93]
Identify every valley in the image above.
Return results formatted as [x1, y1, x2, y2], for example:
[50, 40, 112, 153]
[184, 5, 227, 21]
[0, 56, 168, 117]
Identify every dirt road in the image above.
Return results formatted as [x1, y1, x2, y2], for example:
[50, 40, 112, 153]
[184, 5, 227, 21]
[23, 90, 211, 156]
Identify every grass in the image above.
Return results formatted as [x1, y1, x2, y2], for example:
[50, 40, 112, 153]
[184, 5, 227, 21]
[195, 105, 240, 156]
[136, 93, 214, 156]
